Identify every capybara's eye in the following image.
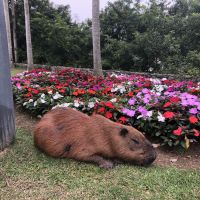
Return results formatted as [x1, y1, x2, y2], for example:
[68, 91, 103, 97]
[131, 138, 139, 145]
[120, 128, 129, 137]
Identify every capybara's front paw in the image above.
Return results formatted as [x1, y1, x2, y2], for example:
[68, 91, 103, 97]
[99, 161, 114, 169]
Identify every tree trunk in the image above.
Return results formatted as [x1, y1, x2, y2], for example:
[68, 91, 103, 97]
[0, 0, 16, 150]
[3, 0, 13, 67]
[24, 0, 33, 71]
[11, 0, 18, 63]
[92, 0, 103, 76]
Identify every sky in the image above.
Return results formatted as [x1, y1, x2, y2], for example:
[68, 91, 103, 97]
[50, 0, 117, 22]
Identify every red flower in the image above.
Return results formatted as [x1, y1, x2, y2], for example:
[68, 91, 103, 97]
[173, 127, 182, 136]
[77, 89, 85, 94]
[189, 116, 198, 124]
[163, 111, 175, 119]
[105, 111, 112, 119]
[72, 91, 78, 96]
[32, 89, 39, 95]
[97, 107, 105, 113]
[189, 89, 196, 93]
[105, 102, 114, 109]
[88, 89, 96, 95]
[59, 89, 65, 93]
[169, 97, 180, 103]
[24, 92, 32, 98]
[193, 129, 200, 137]
[56, 85, 62, 89]
[163, 102, 172, 108]
[127, 92, 133, 97]
[144, 83, 151, 87]
[119, 117, 126, 123]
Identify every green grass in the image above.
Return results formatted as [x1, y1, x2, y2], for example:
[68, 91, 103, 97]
[11, 67, 25, 76]
[1, 129, 200, 200]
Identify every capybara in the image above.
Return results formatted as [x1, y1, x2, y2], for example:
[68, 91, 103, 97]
[34, 107, 156, 169]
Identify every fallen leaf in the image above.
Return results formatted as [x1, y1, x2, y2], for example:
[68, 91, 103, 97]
[170, 158, 178, 163]
[152, 143, 160, 148]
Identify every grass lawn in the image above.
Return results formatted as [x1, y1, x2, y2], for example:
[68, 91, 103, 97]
[1, 129, 200, 200]
[11, 67, 25, 76]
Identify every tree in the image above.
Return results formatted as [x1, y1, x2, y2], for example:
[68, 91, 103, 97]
[0, 0, 16, 150]
[92, 0, 103, 76]
[24, 0, 33, 70]
[11, 0, 18, 63]
[3, 0, 13, 67]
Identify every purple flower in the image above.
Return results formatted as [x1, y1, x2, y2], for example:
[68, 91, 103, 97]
[92, 85, 101, 91]
[142, 88, 149, 94]
[122, 108, 129, 114]
[127, 110, 135, 117]
[137, 106, 148, 116]
[122, 108, 135, 117]
[128, 98, 136, 106]
[189, 108, 198, 114]
[143, 97, 150, 104]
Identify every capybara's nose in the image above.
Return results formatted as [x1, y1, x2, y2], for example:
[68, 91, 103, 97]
[142, 149, 157, 166]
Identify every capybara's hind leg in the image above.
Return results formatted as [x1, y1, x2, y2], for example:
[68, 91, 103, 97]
[78, 154, 114, 169]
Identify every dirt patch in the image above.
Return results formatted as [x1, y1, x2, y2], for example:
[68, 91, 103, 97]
[154, 144, 200, 170]
[15, 110, 200, 170]
[15, 109, 38, 131]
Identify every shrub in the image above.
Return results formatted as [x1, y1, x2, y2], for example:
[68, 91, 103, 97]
[12, 68, 200, 148]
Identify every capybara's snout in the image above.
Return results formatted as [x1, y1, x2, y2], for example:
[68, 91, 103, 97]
[142, 141, 157, 166]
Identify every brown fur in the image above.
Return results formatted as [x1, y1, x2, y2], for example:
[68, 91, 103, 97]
[34, 108, 156, 169]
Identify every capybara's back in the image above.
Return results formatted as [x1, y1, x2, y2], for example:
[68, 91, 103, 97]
[34, 108, 156, 169]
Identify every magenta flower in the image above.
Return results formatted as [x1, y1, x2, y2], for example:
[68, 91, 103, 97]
[16, 82, 21, 90]
[189, 108, 198, 114]
[128, 98, 136, 106]
[127, 110, 136, 117]
[122, 108, 135, 117]
[137, 106, 148, 117]
[142, 88, 149, 94]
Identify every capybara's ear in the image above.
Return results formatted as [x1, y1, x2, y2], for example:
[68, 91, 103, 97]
[119, 128, 129, 137]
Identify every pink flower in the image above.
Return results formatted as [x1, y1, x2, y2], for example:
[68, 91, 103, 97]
[163, 111, 175, 119]
[189, 116, 198, 124]
[193, 129, 200, 137]
[16, 82, 21, 90]
[173, 127, 182, 136]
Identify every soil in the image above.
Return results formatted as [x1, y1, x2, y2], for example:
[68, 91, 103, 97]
[13, 110, 200, 170]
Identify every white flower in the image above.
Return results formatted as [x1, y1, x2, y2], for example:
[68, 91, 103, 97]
[41, 93, 45, 98]
[110, 73, 118, 78]
[150, 78, 161, 84]
[52, 103, 72, 109]
[48, 90, 53, 94]
[110, 98, 117, 103]
[147, 111, 153, 118]
[137, 115, 143, 119]
[127, 81, 132, 85]
[40, 99, 46, 104]
[53, 92, 63, 100]
[34, 101, 38, 107]
[88, 102, 95, 108]
[28, 99, 33, 103]
[119, 85, 126, 93]
[74, 100, 80, 108]
[149, 67, 153, 72]
[23, 102, 28, 106]
[157, 112, 165, 122]
[111, 87, 118, 92]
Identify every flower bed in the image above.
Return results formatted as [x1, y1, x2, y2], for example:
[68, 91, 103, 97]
[12, 68, 200, 148]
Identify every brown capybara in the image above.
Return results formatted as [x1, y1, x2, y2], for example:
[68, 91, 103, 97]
[34, 107, 156, 169]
